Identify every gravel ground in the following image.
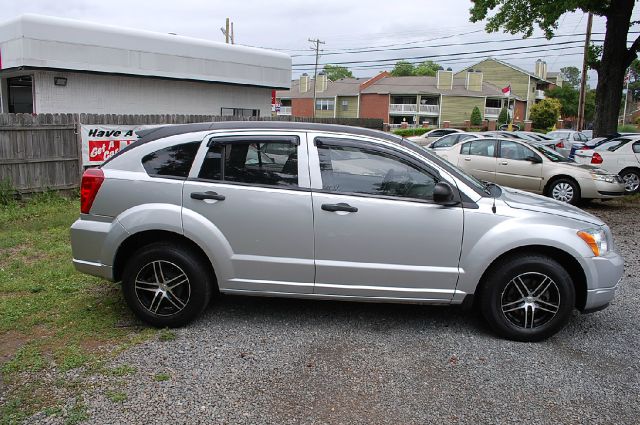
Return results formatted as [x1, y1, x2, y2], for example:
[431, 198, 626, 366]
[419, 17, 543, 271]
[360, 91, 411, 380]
[35, 203, 640, 424]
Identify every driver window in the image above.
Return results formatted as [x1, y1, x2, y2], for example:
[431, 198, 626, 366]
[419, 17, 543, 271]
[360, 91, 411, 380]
[317, 142, 438, 201]
[500, 140, 535, 161]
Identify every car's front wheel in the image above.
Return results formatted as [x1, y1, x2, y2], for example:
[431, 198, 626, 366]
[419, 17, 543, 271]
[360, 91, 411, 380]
[547, 178, 580, 205]
[122, 242, 213, 327]
[480, 254, 575, 342]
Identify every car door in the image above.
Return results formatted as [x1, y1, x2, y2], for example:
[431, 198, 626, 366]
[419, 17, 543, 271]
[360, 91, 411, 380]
[183, 132, 315, 294]
[308, 134, 464, 301]
[494, 140, 544, 192]
[457, 138, 498, 182]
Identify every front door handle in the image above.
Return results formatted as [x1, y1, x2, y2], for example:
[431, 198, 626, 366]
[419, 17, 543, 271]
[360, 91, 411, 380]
[190, 191, 226, 201]
[500, 161, 508, 165]
[464, 157, 471, 161]
[321, 203, 358, 213]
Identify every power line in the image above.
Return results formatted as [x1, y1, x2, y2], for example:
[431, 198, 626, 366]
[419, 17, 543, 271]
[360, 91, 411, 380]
[292, 40, 590, 68]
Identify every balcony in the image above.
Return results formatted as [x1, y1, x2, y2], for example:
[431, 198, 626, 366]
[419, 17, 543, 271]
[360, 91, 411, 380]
[485, 107, 502, 117]
[390, 104, 417, 113]
[277, 106, 292, 116]
[418, 104, 440, 115]
[535, 90, 545, 100]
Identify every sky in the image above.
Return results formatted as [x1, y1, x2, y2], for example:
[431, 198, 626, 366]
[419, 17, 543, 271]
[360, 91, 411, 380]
[2, 0, 639, 85]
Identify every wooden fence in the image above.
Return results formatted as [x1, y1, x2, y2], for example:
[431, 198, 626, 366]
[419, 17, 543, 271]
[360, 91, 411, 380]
[0, 113, 383, 194]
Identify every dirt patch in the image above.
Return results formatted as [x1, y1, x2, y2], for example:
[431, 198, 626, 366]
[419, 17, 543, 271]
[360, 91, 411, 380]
[0, 330, 30, 364]
[0, 242, 46, 269]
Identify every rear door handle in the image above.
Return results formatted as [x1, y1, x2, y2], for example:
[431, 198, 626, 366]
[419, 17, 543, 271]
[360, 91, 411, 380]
[190, 191, 226, 201]
[321, 203, 358, 213]
[464, 157, 471, 161]
[500, 161, 508, 165]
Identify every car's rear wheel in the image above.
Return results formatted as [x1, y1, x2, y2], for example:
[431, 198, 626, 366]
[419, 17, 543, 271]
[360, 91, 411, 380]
[122, 242, 213, 327]
[620, 168, 640, 193]
[547, 178, 580, 205]
[480, 255, 575, 342]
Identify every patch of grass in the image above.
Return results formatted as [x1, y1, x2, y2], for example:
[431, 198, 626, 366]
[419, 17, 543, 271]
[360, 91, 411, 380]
[43, 405, 63, 417]
[107, 364, 136, 377]
[0, 178, 17, 207]
[64, 402, 89, 425]
[0, 396, 29, 425]
[0, 194, 153, 422]
[105, 390, 127, 403]
[154, 372, 170, 382]
[158, 328, 177, 342]
[54, 345, 93, 372]
[618, 124, 638, 132]
[1, 344, 46, 374]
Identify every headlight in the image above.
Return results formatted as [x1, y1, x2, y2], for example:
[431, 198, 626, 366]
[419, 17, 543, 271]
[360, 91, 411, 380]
[577, 228, 609, 256]
[590, 172, 616, 183]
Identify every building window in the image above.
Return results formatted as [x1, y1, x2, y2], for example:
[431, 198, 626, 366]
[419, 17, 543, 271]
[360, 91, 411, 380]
[315, 99, 334, 111]
[220, 108, 260, 118]
[7, 76, 34, 113]
[341, 100, 349, 111]
[485, 98, 502, 108]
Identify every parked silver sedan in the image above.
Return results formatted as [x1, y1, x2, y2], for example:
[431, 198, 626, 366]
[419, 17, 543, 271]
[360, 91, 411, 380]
[71, 122, 623, 342]
[435, 137, 625, 204]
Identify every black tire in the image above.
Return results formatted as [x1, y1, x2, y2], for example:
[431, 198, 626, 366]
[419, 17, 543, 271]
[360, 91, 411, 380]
[546, 177, 580, 205]
[121, 242, 213, 328]
[619, 168, 640, 194]
[480, 255, 575, 342]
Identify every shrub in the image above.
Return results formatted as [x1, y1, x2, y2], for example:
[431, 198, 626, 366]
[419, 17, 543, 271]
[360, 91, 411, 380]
[618, 124, 638, 132]
[392, 128, 430, 137]
[0, 179, 16, 206]
[530, 98, 561, 130]
[470, 106, 482, 126]
[498, 107, 509, 125]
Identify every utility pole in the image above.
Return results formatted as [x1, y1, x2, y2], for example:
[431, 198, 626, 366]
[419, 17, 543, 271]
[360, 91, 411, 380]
[308, 37, 325, 118]
[577, 12, 593, 131]
[622, 74, 630, 124]
[221, 18, 232, 44]
[231, 22, 234, 44]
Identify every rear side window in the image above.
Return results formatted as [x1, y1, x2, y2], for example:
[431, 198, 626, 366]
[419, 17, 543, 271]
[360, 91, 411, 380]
[142, 141, 200, 178]
[462, 139, 496, 157]
[198, 140, 298, 187]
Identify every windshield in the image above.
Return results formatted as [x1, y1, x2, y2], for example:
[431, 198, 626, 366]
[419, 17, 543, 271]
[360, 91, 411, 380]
[400, 138, 492, 196]
[532, 144, 571, 162]
[604, 138, 632, 151]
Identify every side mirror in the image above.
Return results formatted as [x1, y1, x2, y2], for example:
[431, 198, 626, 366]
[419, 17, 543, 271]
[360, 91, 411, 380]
[527, 155, 542, 164]
[433, 182, 458, 206]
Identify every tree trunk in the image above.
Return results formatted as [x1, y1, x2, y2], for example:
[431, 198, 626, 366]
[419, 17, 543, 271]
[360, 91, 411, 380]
[593, 0, 636, 137]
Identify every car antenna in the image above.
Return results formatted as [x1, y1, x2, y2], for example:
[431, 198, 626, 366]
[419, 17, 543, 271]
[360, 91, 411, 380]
[492, 192, 497, 214]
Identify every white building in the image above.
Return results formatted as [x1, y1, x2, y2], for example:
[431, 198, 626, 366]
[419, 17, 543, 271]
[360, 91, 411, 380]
[0, 14, 291, 116]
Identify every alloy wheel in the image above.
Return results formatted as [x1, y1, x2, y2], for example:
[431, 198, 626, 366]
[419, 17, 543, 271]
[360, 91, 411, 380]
[134, 260, 191, 316]
[551, 182, 574, 203]
[622, 172, 640, 193]
[500, 272, 561, 329]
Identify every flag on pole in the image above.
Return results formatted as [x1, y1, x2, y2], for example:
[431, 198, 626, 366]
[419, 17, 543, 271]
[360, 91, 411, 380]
[502, 85, 511, 97]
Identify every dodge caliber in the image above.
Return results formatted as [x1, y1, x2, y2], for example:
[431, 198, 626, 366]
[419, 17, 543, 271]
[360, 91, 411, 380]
[71, 122, 623, 341]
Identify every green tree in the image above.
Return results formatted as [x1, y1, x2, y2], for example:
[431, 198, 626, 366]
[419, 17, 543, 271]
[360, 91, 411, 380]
[415, 60, 443, 76]
[584, 89, 596, 124]
[323, 64, 354, 81]
[470, 106, 483, 126]
[559, 66, 581, 88]
[627, 58, 640, 102]
[530, 98, 561, 130]
[545, 85, 579, 118]
[498, 107, 509, 125]
[469, 0, 640, 137]
[390, 61, 416, 77]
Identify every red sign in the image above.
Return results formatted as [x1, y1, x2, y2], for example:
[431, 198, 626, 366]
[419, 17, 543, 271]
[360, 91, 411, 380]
[88, 140, 135, 162]
[271, 90, 277, 105]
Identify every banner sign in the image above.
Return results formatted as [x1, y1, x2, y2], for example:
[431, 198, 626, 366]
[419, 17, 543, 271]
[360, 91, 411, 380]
[81, 124, 158, 166]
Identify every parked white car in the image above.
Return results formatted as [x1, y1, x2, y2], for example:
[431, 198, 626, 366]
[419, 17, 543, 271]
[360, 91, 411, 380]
[426, 132, 483, 150]
[574, 135, 640, 193]
[408, 128, 464, 145]
[547, 130, 590, 158]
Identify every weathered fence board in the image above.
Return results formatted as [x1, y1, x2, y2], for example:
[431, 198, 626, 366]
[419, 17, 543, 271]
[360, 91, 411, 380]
[0, 113, 383, 194]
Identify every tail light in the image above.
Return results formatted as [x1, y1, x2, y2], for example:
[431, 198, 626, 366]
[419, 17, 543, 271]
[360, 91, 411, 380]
[591, 152, 603, 164]
[582, 146, 592, 150]
[80, 168, 105, 214]
[555, 139, 565, 149]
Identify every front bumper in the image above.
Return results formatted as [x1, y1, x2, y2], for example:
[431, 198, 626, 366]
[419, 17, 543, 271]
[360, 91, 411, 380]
[582, 252, 624, 312]
[579, 178, 625, 199]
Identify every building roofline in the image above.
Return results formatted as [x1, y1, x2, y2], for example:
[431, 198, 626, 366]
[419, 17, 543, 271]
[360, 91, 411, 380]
[457, 57, 552, 83]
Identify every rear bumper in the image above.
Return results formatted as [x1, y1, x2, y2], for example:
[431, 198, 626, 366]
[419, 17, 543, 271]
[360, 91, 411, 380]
[73, 259, 114, 280]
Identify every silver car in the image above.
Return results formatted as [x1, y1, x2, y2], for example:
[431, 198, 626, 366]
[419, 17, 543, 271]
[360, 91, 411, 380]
[71, 122, 623, 342]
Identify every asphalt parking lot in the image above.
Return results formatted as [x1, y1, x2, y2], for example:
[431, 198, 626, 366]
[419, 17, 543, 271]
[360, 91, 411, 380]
[36, 203, 640, 425]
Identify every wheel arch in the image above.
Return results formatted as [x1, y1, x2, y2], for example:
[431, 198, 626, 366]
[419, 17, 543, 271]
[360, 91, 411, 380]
[473, 245, 588, 311]
[113, 230, 219, 293]
[543, 174, 580, 196]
